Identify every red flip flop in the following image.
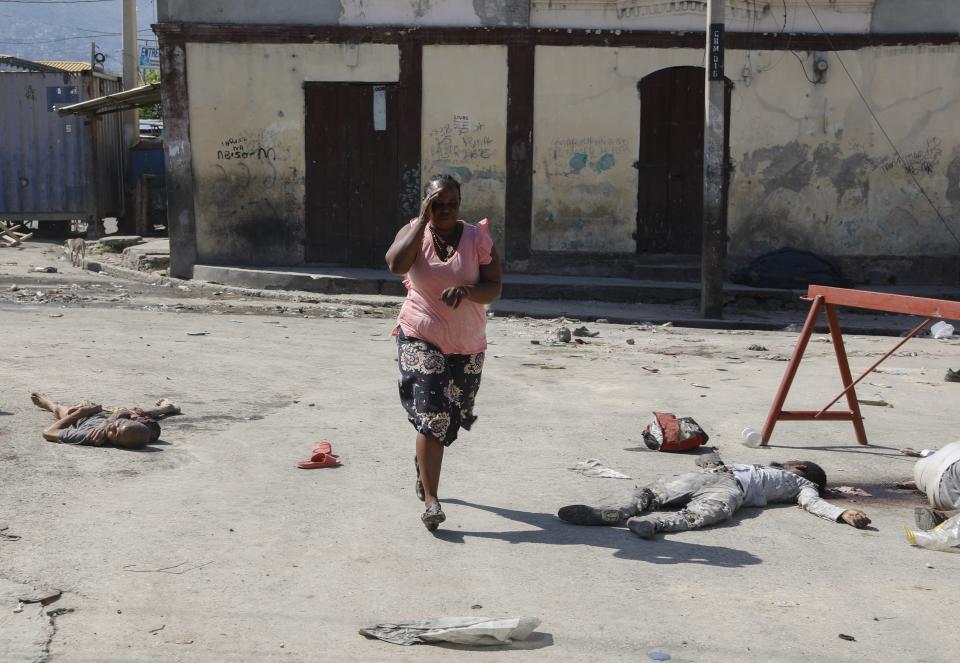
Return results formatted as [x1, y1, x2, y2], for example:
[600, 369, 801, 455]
[313, 441, 333, 455]
[297, 452, 341, 470]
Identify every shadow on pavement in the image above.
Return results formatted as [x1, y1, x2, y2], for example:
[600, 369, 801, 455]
[433, 631, 555, 652]
[437, 499, 762, 568]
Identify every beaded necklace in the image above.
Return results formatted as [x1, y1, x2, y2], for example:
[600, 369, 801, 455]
[429, 224, 462, 262]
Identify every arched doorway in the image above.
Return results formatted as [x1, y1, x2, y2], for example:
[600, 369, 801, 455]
[635, 66, 730, 255]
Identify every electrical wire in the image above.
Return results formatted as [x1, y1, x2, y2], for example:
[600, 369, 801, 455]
[789, 49, 819, 84]
[0, 1, 115, 4]
[803, 0, 960, 248]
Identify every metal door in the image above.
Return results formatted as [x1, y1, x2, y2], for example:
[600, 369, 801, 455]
[636, 67, 727, 254]
[304, 83, 399, 265]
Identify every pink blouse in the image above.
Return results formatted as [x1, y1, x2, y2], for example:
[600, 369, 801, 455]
[396, 219, 494, 355]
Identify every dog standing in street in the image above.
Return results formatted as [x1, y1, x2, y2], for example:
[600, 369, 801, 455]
[64, 238, 85, 267]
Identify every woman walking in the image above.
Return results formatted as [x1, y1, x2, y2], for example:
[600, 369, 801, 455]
[385, 175, 502, 530]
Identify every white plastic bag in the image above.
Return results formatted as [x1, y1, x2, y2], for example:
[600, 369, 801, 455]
[569, 458, 631, 479]
[906, 514, 960, 553]
[360, 616, 541, 646]
[930, 321, 955, 339]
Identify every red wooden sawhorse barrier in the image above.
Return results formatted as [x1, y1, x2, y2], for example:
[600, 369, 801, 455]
[762, 285, 960, 446]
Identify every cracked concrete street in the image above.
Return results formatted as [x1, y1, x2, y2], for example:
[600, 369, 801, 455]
[1, 242, 959, 662]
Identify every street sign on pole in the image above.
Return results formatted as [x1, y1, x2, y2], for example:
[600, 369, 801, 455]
[138, 42, 160, 70]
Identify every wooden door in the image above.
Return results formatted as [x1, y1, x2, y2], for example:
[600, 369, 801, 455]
[636, 67, 723, 254]
[305, 83, 399, 265]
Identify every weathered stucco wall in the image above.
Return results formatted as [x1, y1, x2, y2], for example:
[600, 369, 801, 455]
[532, 46, 702, 252]
[421, 45, 508, 250]
[726, 44, 960, 265]
[531, 43, 960, 268]
[530, 0, 873, 33]
[186, 42, 399, 264]
[159, 0, 529, 26]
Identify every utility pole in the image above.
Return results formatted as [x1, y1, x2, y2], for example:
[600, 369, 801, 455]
[701, 0, 727, 319]
[120, 0, 138, 234]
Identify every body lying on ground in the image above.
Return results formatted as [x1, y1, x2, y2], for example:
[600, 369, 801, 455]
[558, 451, 870, 539]
[31, 393, 181, 449]
[897, 442, 960, 530]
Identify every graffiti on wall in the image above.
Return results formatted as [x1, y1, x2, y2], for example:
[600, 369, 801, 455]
[429, 116, 495, 162]
[216, 136, 278, 161]
[546, 136, 629, 176]
[878, 137, 942, 176]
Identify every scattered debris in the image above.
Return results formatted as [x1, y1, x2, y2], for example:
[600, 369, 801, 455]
[185, 331, 210, 336]
[569, 458, 632, 479]
[0, 221, 33, 247]
[643, 413, 709, 452]
[46, 607, 74, 617]
[48, 313, 63, 318]
[906, 513, 960, 553]
[838, 634, 856, 642]
[832, 486, 872, 497]
[0, 524, 21, 541]
[690, 383, 710, 389]
[556, 327, 572, 343]
[596, 318, 608, 323]
[641, 366, 659, 373]
[660, 322, 673, 327]
[471, 604, 482, 610]
[521, 363, 565, 370]
[741, 427, 762, 448]
[13, 602, 23, 613]
[625, 338, 635, 345]
[9, 284, 18, 292]
[946, 369, 960, 383]
[747, 344, 768, 351]
[149, 624, 166, 635]
[572, 326, 599, 338]
[760, 353, 790, 361]
[900, 448, 935, 458]
[530, 339, 540, 345]
[359, 616, 541, 646]
[648, 652, 671, 661]
[930, 321, 955, 339]
[772, 601, 800, 608]
[783, 324, 801, 332]
[33, 266, 57, 273]
[18, 589, 61, 604]
[122, 560, 213, 575]
[858, 398, 892, 408]
[176, 640, 194, 645]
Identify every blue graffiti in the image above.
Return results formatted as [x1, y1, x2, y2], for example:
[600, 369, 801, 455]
[593, 153, 615, 173]
[569, 152, 588, 175]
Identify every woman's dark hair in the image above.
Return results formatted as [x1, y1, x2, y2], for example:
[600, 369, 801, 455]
[424, 174, 461, 196]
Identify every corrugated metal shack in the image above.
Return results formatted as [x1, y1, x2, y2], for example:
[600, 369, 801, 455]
[0, 56, 124, 227]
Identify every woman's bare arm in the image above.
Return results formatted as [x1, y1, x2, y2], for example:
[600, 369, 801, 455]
[385, 190, 439, 274]
[440, 244, 503, 308]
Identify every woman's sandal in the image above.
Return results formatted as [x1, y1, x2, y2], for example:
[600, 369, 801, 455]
[421, 500, 445, 532]
[414, 457, 425, 501]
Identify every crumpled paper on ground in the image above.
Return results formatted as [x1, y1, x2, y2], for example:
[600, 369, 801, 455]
[359, 616, 541, 646]
[569, 459, 632, 479]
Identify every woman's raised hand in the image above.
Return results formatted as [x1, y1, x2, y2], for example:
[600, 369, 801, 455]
[418, 189, 441, 224]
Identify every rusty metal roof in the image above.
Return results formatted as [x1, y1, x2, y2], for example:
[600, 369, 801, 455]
[35, 60, 92, 73]
[0, 56, 92, 74]
[57, 82, 162, 116]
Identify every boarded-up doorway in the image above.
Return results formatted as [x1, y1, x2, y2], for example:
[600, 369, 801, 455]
[305, 83, 399, 265]
[635, 66, 730, 254]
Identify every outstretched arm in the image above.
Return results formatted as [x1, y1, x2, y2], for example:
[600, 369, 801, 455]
[797, 485, 870, 528]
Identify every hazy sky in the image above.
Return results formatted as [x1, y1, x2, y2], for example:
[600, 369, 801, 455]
[0, 0, 158, 74]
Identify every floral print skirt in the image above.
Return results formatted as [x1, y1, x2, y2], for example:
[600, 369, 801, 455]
[396, 328, 484, 446]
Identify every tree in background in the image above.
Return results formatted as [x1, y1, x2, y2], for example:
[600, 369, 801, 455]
[140, 69, 161, 120]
